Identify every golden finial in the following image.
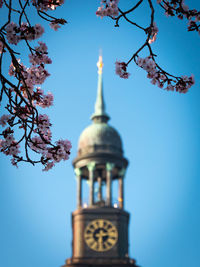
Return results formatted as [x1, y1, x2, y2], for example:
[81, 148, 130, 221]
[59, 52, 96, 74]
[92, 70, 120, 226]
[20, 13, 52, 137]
[97, 55, 103, 75]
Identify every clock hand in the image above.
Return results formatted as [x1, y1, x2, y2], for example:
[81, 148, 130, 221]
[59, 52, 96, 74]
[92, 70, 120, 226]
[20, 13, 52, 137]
[96, 230, 108, 243]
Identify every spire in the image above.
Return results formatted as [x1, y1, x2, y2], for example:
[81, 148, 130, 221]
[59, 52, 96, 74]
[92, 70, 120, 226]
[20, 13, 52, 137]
[91, 55, 110, 123]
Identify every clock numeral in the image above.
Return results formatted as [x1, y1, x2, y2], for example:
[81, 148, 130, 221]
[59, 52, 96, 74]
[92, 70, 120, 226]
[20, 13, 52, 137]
[98, 219, 104, 228]
[88, 240, 95, 247]
[109, 236, 117, 241]
[85, 234, 93, 240]
[108, 228, 116, 233]
[90, 241, 98, 250]
[103, 241, 112, 250]
[104, 223, 111, 230]
[98, 241, 104, 251]
[107, 237, 117, 244]
[89, 224, 95, 231]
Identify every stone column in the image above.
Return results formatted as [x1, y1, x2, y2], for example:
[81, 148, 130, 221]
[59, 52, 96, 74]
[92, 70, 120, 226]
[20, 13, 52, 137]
[74, 168, 82, 209]
[87, 162, 96, 206]
[118, 168, 126, 209]
[106, 163, 114, 206]
[97, 177, 102, 202]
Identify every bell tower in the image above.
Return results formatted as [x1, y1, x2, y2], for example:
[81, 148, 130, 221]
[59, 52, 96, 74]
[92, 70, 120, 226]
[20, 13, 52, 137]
[62, 56, 139, 267]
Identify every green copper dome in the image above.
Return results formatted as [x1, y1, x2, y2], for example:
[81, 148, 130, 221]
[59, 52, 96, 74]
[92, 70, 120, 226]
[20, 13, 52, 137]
[77, 122, 123, 157]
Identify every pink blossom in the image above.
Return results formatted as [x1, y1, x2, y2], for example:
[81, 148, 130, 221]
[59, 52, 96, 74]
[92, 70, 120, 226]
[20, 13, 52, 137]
[6, 143, 20, 156]
[50, 22, 61, 31]
[30, 136, 48, 153]
[0, 115, 11, 127]
[21, 23, 44, 41]
[176, 74, 195, 93]
[33, 24, 45, 39]
[45, 139, 71, 163]
[29, 42, 52, 65]
[29, 53, 52, 65]
[11, 157, 19, 168]
[50, 139, 71, 162]
[166, 84, 174, 91]
[33, 88, 54, 108]
[115, 61, 130, 79]
[2, 134, 14, 147]
[96, 0, 119, 18]
[39, 92, 54, 108]
[43, 161, 54, 171]
[23, 65, 50, 89]
[31, 0, 65, 11]
[6, 22, 20, 45]
[37, 138, 72, 171]
[36, 114, 52, 138]
[36, 42, 48, 53]
[136, 56, 195, 93]
[0, 134, 20, 156]
[6, 22, 45, 44]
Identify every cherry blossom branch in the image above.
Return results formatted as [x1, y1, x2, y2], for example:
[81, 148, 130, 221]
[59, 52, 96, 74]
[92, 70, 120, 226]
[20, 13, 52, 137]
[113, 0, 145, 29]
[96, 0, 195, 93]
[158, 0, 200, 34]
[0, 0, 71, 171]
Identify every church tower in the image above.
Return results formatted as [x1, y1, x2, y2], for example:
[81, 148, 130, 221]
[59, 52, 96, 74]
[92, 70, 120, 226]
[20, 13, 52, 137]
[62, 56, 139, 267]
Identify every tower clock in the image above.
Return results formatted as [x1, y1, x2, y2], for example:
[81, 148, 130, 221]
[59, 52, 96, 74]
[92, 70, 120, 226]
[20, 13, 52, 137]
[62, 56, 139, 267]
[84, 219, 118, 252]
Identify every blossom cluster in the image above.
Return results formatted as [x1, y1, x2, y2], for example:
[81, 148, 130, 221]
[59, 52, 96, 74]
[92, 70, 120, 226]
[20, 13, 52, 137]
[0, 0, 71, 170]
[9, 41, 51, 99]
[9, 63, 50, 97]
[158, 0, 200, 34]
[29, 42, 52, 65]
[136, 56, 195, 93]
[4, 36, 71, 169]
[34, 88, 54, 108]
[0, 111, 71, 170]
[37, 114, 51, 136]
[0, 115, 11, 127]
[188, 15, 200, 34]
[115, 61, 130, 79]
[31, 0, 65, 11]
[0, 128, 20, 159]
[30, 134, 72, 171]
[0, 123, 20, 166]
[6, 22, 44, 45]
[50, 22, 61, 31]
[96, 0, 119, 18]
[31, 113, 71, 171]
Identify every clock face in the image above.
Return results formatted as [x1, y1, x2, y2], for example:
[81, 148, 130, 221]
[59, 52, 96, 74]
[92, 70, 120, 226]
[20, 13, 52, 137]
[84, 219, 118, 252]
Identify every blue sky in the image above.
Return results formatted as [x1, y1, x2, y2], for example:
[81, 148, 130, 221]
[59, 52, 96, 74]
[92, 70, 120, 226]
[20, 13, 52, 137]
[0, 1, 200, 267]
